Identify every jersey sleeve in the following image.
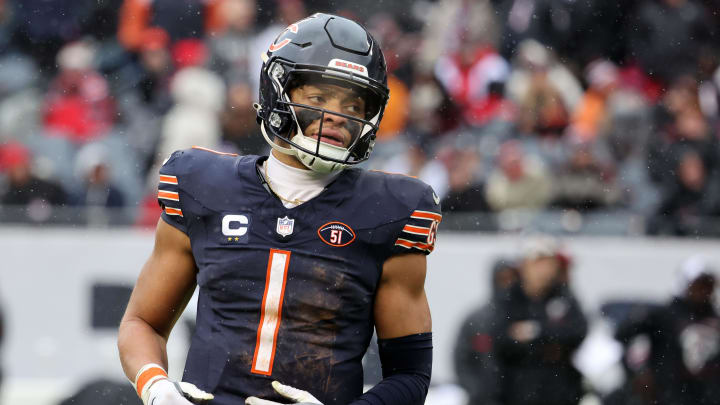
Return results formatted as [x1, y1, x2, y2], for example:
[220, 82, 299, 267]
[157, 151, 187, 233]
[391, 185, 442, 256]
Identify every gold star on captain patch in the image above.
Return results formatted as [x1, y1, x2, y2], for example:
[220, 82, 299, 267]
[234, 237, 239, 241]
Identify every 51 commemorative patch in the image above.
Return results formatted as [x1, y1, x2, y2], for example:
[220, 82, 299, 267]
[317, 221, 356, 247]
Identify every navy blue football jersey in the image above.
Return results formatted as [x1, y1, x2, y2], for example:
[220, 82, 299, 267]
[157, 147, 441, 405]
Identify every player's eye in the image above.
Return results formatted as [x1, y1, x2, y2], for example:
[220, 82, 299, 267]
[307, 95, 325, 104]
[345, 104, 360, 114]
[344, 100, 364, 116]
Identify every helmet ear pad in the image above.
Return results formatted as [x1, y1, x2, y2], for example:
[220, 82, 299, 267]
[274, 108, 295, 135]
[258, 66, 294, 135]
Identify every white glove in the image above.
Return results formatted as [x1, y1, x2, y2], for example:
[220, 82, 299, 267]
[245, 381, 323, 405]
[134, 364, 214, 405]
[145, 379, 215, 405]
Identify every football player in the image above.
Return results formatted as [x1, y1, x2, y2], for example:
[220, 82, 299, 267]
[118, 13, 441, 405]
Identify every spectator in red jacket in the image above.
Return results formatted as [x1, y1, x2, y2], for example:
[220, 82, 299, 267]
[43, 40, 114, 143]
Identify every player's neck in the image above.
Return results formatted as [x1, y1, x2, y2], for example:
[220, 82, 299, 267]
[263, 153, 339, 208]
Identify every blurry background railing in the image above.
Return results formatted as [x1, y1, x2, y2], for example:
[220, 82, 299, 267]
[3, 205, 720, 238]
[0, 205, 135, 227]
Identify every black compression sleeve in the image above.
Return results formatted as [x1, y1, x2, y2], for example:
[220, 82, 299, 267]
[349, 333, 432, 405]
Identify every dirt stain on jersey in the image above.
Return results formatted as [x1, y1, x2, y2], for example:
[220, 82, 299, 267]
[274, 263, 352, 396]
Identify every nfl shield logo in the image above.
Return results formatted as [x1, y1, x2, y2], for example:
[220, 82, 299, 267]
[276, 216, 295, 237]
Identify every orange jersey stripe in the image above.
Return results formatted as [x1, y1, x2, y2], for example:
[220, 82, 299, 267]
[158, 191, 179, 201]
[164, 207, 183, 216]
[395, 238, 433, 251]
[410, 210, 442, 222]
[192, 146, 238, 156]
[159, 175, 178, 184]
[403, 225, 430, 235]
[135, 367, 167, 397]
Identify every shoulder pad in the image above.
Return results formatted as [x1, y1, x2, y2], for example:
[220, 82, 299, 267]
[353, 170, 442, 255]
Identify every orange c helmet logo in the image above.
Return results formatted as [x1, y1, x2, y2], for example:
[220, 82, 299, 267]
[268, 23, 300, 52]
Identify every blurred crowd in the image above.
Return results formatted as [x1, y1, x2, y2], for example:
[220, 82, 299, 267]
[454, 236, 720, 405]
[0, 0, 719, 235]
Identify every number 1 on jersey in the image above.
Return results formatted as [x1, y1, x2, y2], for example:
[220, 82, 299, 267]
[251, 249, 291, 375]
